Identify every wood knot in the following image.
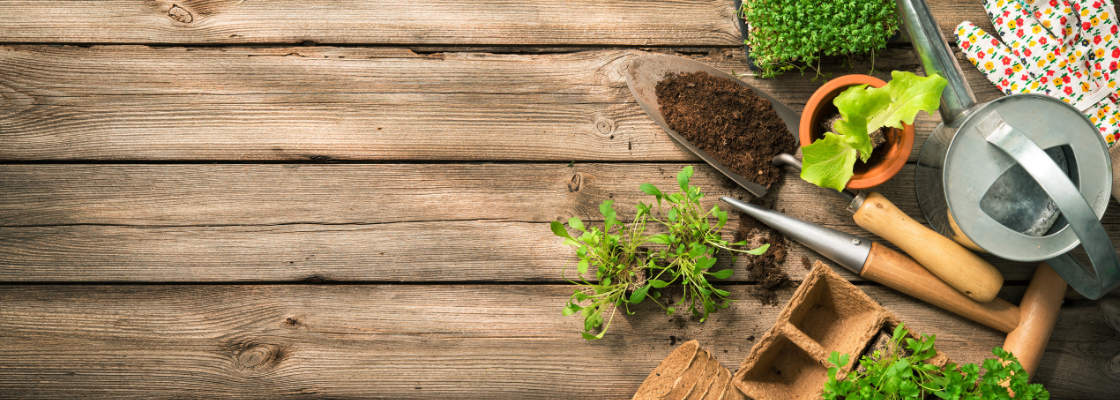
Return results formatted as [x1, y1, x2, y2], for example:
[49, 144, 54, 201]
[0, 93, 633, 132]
[1100, 299, 1120, 332]
[236, 343, 283, 370]
[567, 173, 582, 192]
[168, 5, 193, 23]
[595, 118, 614, 135]
[1109, 352, 1120, 378]
[283, 317, 301, 328]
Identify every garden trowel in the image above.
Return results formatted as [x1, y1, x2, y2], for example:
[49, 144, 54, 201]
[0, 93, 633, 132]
[719, 196, 1020, 333]
[626, 53, 1005, 303]
[625, 53, 798, 199]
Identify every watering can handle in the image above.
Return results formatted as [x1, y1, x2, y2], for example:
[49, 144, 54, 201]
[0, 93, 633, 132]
[977, 111, 1120, 300]
[897, 0, 978, 127]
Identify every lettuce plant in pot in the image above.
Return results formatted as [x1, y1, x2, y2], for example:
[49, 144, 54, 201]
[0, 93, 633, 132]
[799, 71, 947, 191]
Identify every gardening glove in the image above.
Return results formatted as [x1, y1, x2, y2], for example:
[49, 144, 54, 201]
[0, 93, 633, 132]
[956, 0, 1120, 200]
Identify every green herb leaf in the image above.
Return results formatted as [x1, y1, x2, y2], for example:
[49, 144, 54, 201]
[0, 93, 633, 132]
[648, 234, 672, 245]
[677, 165, 693, 192]
[568, 217, 585, 232]
[708, 269, 734, 279]
[630, 284, 651, 304]
[649, 279, 671, 288]
[550, 220, 572, 239]
[800, 132, 859, 191]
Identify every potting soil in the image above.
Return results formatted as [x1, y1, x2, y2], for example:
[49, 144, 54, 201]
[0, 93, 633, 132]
[734, 207, 791, 306]
[655, 71, 796, 187]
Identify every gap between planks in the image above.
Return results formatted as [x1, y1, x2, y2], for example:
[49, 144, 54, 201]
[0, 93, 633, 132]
[0, 284, 1117, 399]
[4, 163, 1120, 283]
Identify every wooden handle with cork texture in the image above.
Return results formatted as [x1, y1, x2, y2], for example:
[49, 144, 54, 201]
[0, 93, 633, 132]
[1003, 262, 1066, 379]
[853, 192, 1004, 303]
[861, 243, 1021, 333]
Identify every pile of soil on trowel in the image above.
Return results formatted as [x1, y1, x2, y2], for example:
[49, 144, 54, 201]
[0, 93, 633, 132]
[655, 71, 796, 187]
[733, 206, 791, 306]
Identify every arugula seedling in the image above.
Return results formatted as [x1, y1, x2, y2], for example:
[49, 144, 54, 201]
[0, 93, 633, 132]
[801, 71, 948, 191]
[823, 323, 1050, 399]
[551, 200, 666, 340]
[639, 166, 769, 322]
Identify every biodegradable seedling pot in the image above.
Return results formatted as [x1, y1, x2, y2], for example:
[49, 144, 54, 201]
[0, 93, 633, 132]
[732, 262, 949, 400]
[632, 340, 746, 400]
[800, 75, 915, 190]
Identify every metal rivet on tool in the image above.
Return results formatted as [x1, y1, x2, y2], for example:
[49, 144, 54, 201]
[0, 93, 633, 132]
[852, 238, 861, 245]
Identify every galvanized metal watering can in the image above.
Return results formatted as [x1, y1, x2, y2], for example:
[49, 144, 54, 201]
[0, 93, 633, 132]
[900, 0, 1120, 299]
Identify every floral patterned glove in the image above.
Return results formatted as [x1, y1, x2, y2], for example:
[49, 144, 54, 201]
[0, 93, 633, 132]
[956, 0, 1119, 145]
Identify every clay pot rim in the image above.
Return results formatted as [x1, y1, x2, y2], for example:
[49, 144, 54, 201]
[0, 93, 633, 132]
[799, 74, 915, 190]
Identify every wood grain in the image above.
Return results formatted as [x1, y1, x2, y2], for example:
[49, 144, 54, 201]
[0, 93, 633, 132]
[860, 242, 1021, 333]
[7, 163, 1118, 282]
[854, 192, 1004, 303]
[0, 44, 998, 162]
[0, 0, 1076, 45]
[1003, 263, 1067, 379]
[0, 284, 1115, 399]
[0, 0, 741, 45]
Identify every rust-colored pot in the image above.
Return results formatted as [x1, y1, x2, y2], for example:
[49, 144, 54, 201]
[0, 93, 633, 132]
[799, 75, 915, 190]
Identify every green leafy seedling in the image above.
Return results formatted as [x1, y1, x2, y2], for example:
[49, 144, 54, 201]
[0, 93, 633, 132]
[822, 323, 1049, 399]
[552, 200, 663, 340]
[640, 166, 769, 322]
[738, 0, 901, 78]
[553, 166, 770, 339]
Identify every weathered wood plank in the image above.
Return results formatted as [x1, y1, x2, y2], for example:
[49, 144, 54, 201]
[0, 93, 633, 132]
[0, 0, 740, 46]
[4, 163, 1118, 283]
[0, 163, 755, 227]
[0, 284, 1114, 399]
[0, 45, 1000, 162]
[0, 0, 1082, 45]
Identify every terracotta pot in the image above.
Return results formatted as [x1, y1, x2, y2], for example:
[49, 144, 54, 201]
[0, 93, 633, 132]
[799, 75, 915, 190]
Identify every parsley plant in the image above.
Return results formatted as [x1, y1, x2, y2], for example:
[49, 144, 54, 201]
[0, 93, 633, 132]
[823, 323, 1050, 399]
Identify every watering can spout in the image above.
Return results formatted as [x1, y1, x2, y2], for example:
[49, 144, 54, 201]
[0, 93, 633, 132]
[897, 0, 978, 126]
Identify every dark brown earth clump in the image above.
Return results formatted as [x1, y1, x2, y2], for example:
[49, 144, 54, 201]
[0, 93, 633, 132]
[655, 71, 797, 187]
[733, 207, 791, 306]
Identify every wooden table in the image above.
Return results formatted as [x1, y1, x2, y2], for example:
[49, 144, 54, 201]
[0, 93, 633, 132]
[1, 1, 1118, 398]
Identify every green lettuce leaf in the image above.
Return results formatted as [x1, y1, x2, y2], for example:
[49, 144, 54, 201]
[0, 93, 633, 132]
[800, 132, 859, 192]
[833, 84, 891, 162]
[866, 71, 948, 132]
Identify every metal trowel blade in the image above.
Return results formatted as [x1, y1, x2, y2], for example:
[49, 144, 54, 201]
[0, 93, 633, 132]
[625, 53, 801, 198]
[979, 146, 1069, 236]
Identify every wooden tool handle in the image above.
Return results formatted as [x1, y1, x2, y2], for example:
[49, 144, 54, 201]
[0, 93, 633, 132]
[853, 192, 1004, 303]
[861, 243, 1021, 333]
[1003, 262, 1066, 379]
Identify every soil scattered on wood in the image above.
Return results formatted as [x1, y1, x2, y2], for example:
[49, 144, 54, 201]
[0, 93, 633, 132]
[733, 202, 791, 306]
[655, 71, 796, 187]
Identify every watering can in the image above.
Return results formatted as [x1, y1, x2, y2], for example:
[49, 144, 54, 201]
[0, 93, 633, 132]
[900, 0, 1120, 299]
